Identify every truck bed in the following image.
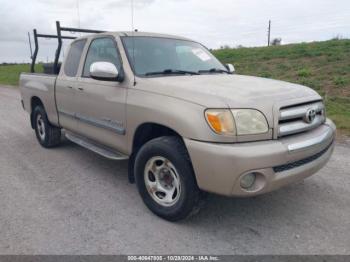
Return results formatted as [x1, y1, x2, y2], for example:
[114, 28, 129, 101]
[19, 73, 59, 127]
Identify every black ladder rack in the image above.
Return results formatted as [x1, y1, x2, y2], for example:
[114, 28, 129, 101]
[31, 21, 105, 74]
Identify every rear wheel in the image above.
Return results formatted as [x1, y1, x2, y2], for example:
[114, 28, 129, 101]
[134, 136, 205, 221]
[33, 106, 61, 148]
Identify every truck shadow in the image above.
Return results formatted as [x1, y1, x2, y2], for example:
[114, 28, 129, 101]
[182, 178, 329, 233]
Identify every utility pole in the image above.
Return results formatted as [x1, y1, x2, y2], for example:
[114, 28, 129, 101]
[267, 20, 271, 46]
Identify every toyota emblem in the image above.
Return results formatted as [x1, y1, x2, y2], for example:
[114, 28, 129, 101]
[304, 108, 316, 123]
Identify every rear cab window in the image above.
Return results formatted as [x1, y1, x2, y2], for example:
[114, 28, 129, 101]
[64, 39, 87, 77]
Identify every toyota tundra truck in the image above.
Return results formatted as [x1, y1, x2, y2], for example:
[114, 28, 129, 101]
[20, 23, 336, 221]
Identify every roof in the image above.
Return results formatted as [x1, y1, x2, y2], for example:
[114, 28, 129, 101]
[73, 31, 193, 42]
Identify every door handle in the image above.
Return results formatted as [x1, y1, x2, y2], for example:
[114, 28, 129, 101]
[67, 86, 73, 89]
[78, 87, 84, 91]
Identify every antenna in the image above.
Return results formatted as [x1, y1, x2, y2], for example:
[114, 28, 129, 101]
[131, 0, 134, 32]
[267, 20, 271, 46]
[131, 0, 136, 86]
[76, 0, 82, 37]
[76, 0, 81, 29]
[27, 32, 33, 59]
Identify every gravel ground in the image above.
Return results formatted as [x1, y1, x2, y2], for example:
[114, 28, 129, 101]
[0, 86, 349, 255]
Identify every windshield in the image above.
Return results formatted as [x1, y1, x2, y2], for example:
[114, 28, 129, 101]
[122, 36, 227, 76]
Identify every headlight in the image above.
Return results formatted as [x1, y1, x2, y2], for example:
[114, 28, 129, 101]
[231, 109, 268, 135]
[205, 109, 236, 136]
[205, 109, 268, 136]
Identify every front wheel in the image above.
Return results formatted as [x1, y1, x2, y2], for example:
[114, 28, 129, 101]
[134, 136, 205, 221]
[33, 106, 61, 148]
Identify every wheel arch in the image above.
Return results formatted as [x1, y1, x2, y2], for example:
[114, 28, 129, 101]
[132, 122, 183, 154]
[128, 122, 185, 183]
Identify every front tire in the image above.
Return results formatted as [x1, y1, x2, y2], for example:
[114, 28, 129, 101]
[134, 136, 205, 221]
[33, 106, 61, 148]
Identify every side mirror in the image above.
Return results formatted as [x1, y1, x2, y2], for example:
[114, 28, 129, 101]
[225, 63, 235, 74]
[90, 62, 119, 81]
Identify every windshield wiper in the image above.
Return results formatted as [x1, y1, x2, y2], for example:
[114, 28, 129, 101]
[198, 68, 230, 74]
[145, 69, 200, 76]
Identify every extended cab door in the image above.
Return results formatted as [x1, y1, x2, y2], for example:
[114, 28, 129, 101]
[75, 36, 128, 151]
[55, 39, 87, 133]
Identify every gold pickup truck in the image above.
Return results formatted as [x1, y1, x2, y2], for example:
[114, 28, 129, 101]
[20, 25, 336, 221]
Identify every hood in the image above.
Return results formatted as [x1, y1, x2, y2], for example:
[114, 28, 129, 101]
[137, 74, 321, 125]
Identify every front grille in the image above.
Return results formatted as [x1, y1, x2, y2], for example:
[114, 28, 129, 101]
[278, 101, 325, 137]
[273, 141, 332, 173]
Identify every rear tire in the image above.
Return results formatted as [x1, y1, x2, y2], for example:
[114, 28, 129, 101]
[33, 106, 61, 148]
[134, 136, 205, 221]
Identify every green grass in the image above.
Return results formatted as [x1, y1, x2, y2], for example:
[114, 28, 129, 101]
[0, 64, 43, 86]
[213, 39, 350, 135]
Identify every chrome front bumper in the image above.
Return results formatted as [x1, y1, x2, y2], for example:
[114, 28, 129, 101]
[185, 118, 336, 197]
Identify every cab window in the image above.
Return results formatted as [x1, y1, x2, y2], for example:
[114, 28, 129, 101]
[83, 37, 121, 77]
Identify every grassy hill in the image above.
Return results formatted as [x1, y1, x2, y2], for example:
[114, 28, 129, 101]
[0, 39, 349, 135]
[213, 39, 350, 135]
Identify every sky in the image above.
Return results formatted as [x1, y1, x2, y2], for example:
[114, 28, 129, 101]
[0, 0, 349, 63]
